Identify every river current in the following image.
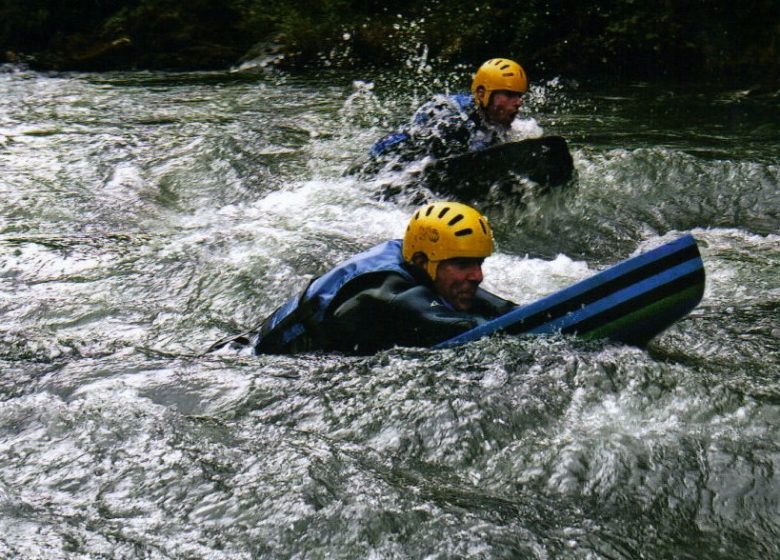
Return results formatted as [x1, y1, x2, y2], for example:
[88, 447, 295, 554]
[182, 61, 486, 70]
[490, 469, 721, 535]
[1, 63, 779, 558]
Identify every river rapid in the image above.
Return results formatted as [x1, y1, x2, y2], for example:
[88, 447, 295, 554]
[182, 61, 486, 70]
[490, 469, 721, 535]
[1, 62, 779, 559]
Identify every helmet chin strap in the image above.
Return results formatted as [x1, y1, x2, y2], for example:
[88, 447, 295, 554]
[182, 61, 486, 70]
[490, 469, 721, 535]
[411, 252, 439, 282]
[426, 259, 440, 282]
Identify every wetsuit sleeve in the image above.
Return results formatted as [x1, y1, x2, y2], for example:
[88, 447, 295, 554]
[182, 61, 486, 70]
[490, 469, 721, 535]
[471, 286, 517, 317]
[326, 273, 512, 354]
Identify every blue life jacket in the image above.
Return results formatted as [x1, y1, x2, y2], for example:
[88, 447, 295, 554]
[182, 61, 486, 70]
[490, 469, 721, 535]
[254, 240, 414, 353]
[369, 93, 474, 157]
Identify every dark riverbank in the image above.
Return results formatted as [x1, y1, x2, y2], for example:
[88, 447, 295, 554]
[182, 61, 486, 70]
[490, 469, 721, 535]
[2, 0, 778, 86]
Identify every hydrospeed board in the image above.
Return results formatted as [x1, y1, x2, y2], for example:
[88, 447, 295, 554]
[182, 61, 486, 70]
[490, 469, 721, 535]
[423, 136, 574, 197]
[435, 234, 705, 349]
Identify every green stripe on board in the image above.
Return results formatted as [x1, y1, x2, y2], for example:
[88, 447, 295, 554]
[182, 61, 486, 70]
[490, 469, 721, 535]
[580, 283, 704, 341]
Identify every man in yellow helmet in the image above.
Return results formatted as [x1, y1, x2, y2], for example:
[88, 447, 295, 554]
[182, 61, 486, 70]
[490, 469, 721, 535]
[226, 202, 515, 355]
[366, 58, 533, 166]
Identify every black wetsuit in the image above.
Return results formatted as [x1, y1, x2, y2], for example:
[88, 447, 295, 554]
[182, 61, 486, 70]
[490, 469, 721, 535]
[286, 266, 515, 355]
[364, 93, 511, 171]
[211, 240, 515, 356]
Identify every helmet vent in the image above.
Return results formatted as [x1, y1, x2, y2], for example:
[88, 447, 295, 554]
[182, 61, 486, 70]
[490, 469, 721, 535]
[502, 72, 514, 77]
[437, 207, 450, 218]
[447, 214, 464, 226]
[500, 64, 510, 70]
[425, 206, 433, 216]
[454, 228, 473, 237]
[479, 219, 487, 234]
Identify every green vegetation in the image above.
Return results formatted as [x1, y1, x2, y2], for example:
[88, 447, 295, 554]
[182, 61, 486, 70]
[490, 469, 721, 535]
[1, 0, 778, 84]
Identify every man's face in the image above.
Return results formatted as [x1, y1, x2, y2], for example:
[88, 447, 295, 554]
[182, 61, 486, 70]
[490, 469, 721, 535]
[434, 257, 485, 311]
[485, 90, 523, 127]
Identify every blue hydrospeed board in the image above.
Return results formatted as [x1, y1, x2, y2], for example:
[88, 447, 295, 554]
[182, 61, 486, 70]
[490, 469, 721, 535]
[435, 234, 705, 349]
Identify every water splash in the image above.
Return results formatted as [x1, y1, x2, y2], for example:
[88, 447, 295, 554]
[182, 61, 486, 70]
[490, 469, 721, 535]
[1, 68, 778, 559]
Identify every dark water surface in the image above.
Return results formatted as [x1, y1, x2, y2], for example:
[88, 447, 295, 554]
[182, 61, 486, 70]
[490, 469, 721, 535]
[1, 64, 779, 558]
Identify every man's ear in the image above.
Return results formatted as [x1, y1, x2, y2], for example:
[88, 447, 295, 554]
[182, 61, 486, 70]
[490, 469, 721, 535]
[475, 85, 487, 107]
[411, 252, 428, 269]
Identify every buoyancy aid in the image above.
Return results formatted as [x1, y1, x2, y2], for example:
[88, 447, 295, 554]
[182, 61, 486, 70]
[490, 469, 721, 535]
[253, 239, 414, 354]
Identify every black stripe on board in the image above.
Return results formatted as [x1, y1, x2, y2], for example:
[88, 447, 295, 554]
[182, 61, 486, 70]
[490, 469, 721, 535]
[506, 243, 701, 334]
[560, 268, 705, 336]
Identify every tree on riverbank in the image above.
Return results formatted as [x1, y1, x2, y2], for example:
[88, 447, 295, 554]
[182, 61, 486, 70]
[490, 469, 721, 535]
[1, 0, 777, 85]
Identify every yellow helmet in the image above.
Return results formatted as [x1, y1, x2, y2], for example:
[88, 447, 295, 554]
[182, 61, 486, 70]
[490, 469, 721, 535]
[402, 201, 494, 280]
[471, 58, 528, 108]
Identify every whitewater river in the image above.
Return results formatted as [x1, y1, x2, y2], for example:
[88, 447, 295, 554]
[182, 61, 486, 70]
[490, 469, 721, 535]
[1, 62, 779, 558]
